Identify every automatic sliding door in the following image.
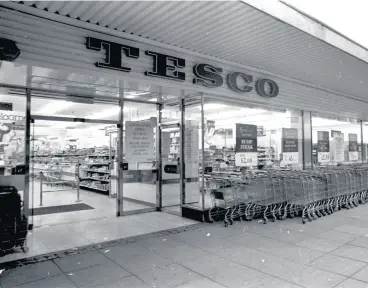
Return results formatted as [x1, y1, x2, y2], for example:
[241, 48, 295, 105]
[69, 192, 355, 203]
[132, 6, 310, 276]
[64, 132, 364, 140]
[30, 95, 121, 224]
[30, 119, 80, 211]
[160, 124, 181, 214]
[122, 101, 158, 214]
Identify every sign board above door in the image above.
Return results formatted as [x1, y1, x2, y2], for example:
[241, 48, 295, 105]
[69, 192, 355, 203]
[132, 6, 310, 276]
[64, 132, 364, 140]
[86, 37, 279, 99]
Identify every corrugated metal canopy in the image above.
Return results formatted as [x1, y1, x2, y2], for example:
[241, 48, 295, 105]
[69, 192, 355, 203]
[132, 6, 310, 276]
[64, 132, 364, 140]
[2, 0, 368, 103]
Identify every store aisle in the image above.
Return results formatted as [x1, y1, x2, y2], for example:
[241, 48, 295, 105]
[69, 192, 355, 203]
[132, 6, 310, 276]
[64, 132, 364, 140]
[3, 206, 368, 287]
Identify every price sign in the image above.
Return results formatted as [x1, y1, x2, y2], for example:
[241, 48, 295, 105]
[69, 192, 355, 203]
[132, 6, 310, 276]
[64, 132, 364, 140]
[318, 152, 330, 163]
[348, 134, 358, 162]
[349, 151, 359, 161]
[282, 152, 299, 164]
[332, 135, 344, 162]
[235, 152, 258, 167]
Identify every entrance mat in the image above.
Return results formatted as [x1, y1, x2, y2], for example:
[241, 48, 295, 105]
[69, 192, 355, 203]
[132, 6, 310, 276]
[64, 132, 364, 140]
[32, 203, 94, 216]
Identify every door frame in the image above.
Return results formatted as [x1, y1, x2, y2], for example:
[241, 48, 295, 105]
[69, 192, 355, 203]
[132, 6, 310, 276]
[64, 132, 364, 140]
[157, 122, 181, 215]
[119, 100, 159, 216]
[31, 114, 120, 125]
[29, 114, 122, 219]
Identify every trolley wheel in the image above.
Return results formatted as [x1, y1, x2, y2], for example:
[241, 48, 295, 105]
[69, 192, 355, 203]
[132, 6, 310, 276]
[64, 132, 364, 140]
[263, 219, 268, 224]
[207, 213, 214, 223]
[224, 221, 228, 227]
[302, 218, 307, 224]
[242, 215, 249, 221]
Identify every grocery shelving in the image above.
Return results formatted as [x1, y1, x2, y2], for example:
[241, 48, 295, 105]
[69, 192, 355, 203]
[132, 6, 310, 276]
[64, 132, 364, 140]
[30, 148, 115, 196]
[79, 151, 114, 195]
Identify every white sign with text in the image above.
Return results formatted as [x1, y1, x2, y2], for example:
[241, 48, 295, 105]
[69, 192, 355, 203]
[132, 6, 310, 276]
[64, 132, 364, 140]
[282, 152, 299, 164]
[125, 121, 154, 161]
[235, 152, 258, 167]
[318, 152, 330, 163]
[349, 151, 359, 161]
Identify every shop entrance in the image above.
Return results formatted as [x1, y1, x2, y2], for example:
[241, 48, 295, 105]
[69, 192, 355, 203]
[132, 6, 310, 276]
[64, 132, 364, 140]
[159, 122, 181, 215]
[27, 87, 124, 227]
[29, 115, 119, 227]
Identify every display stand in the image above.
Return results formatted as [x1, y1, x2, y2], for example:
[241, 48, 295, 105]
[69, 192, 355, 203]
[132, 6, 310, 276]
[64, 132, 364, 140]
[80, 158, 112, 196]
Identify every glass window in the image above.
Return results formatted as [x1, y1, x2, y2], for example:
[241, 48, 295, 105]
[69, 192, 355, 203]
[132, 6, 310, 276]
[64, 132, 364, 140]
[312, 115, 361, 166]
[0, 89, 28, 220]
[122, 101, 157, 213]
[183, 97, 203, 210]
[0, 89, 26, 174]
[363, 123, 368, 163]
[0, 62, 27, 87]
[202, 98, 303, 173]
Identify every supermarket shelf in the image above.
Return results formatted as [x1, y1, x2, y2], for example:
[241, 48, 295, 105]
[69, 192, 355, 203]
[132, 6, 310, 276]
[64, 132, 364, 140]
[79, 185, 109, 195]
[86, 163, 110, 166]
[33, 168, 76, 176]
[32, 154, 80, 157]
[87, 155, 115, 158]
[83, 169, 110, 174]
[80, 177, 109, 183]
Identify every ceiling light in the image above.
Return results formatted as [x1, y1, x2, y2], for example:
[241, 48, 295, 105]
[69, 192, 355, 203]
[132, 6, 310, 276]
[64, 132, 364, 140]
[35, 101, 73, 115]
[124, 91, 151, 98]
[89, 107, 120, 119]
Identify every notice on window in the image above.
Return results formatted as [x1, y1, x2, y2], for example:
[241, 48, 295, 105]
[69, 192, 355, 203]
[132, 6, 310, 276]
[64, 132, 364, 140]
[317, 131, 330, 163]
[185, 120, 199, 177]
[282, 128, 298, 164]
[235, 123, 257, 167]
[349, 133, 359, 161]
[331, 132, 344, 162]
[125, 121, 154, 161]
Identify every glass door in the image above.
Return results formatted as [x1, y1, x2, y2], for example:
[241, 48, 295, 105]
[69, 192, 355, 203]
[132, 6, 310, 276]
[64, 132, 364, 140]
[30, 119, 80, 211]
[29, 93, 121, 226]
[30, 117, 119, 227]
[160, 123, 181, 214]
[121, 101, 158, 215]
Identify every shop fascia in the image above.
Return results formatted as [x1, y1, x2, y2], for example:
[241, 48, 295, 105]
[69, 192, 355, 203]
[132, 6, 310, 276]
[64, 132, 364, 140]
[86, 37, 279, 98]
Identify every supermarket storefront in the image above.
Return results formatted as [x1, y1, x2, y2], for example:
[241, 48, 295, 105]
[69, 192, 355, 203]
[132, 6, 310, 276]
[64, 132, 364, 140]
[1, 1, 368, 261]
[1, 4, 368, 220]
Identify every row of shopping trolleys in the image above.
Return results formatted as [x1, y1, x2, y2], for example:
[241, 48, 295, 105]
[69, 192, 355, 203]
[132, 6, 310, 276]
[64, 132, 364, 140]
[206, 167, 368, 226]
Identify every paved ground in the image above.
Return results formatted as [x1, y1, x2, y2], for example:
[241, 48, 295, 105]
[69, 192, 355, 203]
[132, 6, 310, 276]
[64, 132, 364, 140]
[0, 212, 198, 264]
[3, 205, 368, 287]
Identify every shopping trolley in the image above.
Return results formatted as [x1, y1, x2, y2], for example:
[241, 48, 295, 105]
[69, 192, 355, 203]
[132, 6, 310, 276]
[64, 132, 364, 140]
[205, 165, 368, 226]
[207, 177, 240, 226]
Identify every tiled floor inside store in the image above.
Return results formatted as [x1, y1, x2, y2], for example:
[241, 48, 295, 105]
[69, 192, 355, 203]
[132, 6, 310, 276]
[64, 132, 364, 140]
[4, 206, 368, 287]
[29, 181, 153, 227]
